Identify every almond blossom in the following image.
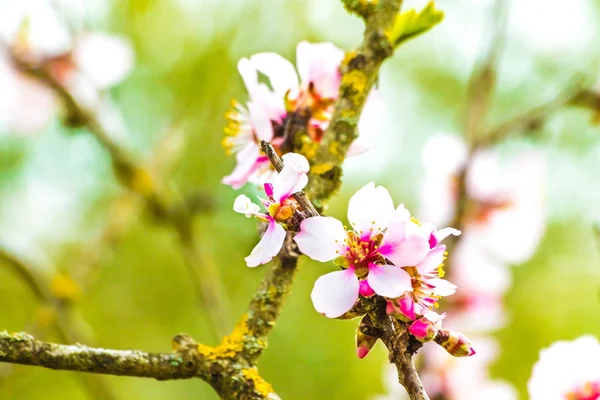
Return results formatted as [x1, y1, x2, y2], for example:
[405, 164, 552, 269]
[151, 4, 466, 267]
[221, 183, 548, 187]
[295, 182, 436, 318]
[419, 133, 546, 265]
[528, 335, 600, 400]
[0, 4, 133, 135]
[387, 225, 460, 321]
[222, 41, 379, 189]
[418, 337, 516, 400]
[234, 153, 309, 267]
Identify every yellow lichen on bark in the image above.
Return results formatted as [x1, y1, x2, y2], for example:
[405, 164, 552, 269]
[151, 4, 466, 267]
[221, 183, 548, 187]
[311, 163, 335, 175]
[197, 314, 249, 360]
[242, 367, 275, 397]
[341, 70, 367, 106]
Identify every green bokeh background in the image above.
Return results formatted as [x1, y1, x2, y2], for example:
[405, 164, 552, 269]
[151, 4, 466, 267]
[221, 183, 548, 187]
[1, 0, 600, 399]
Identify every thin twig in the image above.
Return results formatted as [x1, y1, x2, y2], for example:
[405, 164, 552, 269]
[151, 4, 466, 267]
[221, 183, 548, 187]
[260, 141, 320, 218]
[463, 0, 509, 143]
[475, 76, 588, 149]
[362, 298, 429, 400]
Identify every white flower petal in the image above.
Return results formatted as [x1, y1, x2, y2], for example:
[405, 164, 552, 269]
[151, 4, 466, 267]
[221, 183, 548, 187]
[311, 269, 359, 318]
[245, 220, 286, 267]
[295, 216, 346, 262]
[428, 278, 457, 297]
[367, 264, 412, 298]
[74, 33, 134, 89]
[382, 234, 430, 267]
[233, 195, 262, 217]
[296, 41, 344, 99]
[416, 245, 446, 275]
[222, 143, 263, 189]
[434, 227, 461, 243]
[347, 182, 395, 237]
[247, 99, 275, 142]
[355, 89, 384, 153]
[237, 57, 258, 95]
[249, 52, 298, 96]
[272, 153, 309, 202]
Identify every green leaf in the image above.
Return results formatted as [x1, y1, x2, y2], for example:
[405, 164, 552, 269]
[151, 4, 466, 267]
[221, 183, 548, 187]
[390, 1, 444, 46]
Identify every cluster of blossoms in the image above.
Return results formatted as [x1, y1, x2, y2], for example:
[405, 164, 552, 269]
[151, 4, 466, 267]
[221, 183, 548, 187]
[0, 2, 133, 135]
[376, 133, 546, 399]
[234, 161, 475, 358]
[222, 41, 378, 189]
[528, 335, 600, 400]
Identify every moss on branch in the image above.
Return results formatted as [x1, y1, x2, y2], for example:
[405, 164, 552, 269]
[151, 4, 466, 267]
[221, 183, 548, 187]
[306, 0, 404, 204]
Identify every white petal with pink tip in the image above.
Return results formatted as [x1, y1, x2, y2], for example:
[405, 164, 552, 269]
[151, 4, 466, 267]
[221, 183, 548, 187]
[245, 220, 286, 267]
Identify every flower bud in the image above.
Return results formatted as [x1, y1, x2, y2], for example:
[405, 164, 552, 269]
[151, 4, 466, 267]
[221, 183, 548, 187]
[409, 318, 438, 342]
[434, 329, 476, 357]
[386, 295, 416, 322]
[355, 315, 383, 359]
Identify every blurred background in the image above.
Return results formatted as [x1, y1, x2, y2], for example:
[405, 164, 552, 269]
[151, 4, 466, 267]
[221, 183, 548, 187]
[1, 0, 600, 399]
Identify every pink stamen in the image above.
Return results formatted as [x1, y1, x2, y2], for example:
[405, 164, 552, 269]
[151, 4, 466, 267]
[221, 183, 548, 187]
[264, 182, 274, 197]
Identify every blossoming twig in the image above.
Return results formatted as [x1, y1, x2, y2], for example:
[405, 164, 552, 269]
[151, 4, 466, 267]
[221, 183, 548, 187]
[362, 297, 430, 400]
[307, 0, 403, 203]
[0, 0, 420, 398]
[7, 47, 231, 339]
[260, 140, 320, 218]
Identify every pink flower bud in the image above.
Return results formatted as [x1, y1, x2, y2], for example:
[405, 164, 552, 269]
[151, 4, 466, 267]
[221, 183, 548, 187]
[355, 315, 382, 359]
[386, 295, 416, 321]
[409, 318, 438, 342]
[434, 329, 476, 357]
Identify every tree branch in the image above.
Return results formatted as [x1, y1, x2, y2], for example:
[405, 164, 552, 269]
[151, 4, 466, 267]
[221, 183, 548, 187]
[463, 0, 509, 143]
[0, 332, 279, 399]
[307, 0, 404, 204]
[362, 298, 429, 400]
[0, 247, 119, 400]
[475, 75, 588, 148]
[0, 1, 414, 397]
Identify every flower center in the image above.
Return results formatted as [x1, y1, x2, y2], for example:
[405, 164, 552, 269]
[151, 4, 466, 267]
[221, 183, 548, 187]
[343, 231, 384, 276]
[566, 381, 600, 400]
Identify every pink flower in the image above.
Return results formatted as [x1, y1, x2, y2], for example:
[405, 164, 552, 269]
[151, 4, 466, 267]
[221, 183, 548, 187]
[223, 41, 376, 189]
[234, 153, 309, 267]
[294, 182, 431, 318]
[528, 335, 600, 400]
[417, 337, 517, 400]
[465, 149, 546, 264]
[419, 133, 546, 265]
[387, 226, 459, 321]
[419, 133, 468, 227]
[443, 233, 512, 333]
[0, 9, 133, 135]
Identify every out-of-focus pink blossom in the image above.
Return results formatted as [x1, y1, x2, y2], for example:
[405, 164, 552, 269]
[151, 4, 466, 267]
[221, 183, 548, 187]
[419, 337, 517, 400]
[528, 335, 600, 400]
[233, 153, 309, 267]
[420, 133, 546, 266]
[223, 41, 379, 189]
[0, 6, 133, 135]
[295, 182, 432, 318]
